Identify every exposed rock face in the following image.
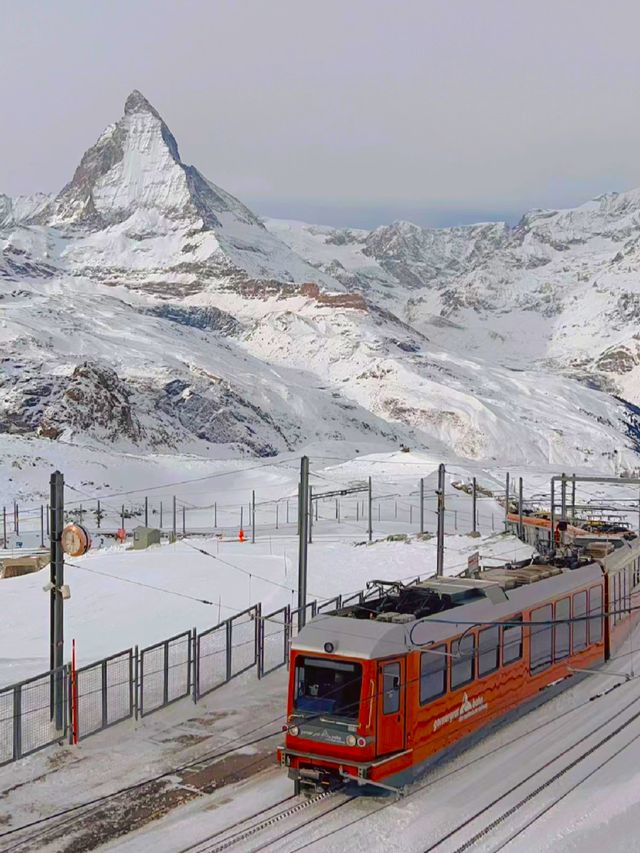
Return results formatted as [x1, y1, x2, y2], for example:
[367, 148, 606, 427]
[0, 361, 141, 443]
[143, 304, 240, 335]
[40, 362, 143, 442]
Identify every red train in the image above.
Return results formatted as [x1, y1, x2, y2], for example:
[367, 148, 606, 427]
[278, 537, 640, 794]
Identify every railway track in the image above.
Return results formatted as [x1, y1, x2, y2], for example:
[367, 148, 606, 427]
[178, 788, 355, 853]
[424, 688, 640, 852]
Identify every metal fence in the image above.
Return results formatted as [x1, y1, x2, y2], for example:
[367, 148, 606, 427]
[259, 605, 290, 677]
[75, 649, 134, 739]
[0, 666, 68, 766]
[139, 631, 193, 717]
[195, 605, 261, 698]
[0, 585, 375, 767]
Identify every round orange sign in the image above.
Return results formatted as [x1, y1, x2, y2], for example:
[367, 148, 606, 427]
[61, 523, 91, 557]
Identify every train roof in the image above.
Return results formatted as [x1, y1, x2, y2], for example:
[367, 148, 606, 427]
[293, 560, 603, 661]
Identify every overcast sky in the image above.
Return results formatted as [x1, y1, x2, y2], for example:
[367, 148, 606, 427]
[2, 0, 640, 228]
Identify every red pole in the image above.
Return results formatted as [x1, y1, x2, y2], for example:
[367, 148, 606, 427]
[71, 639, 79, 745]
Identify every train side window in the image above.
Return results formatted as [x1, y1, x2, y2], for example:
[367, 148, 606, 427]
[420, 645, 447, 704]
[530, 605, 553, 674]
[478, 626, 500, 677]
[589, 586, 603, 644]
[554, 597, 571, 661]
[573, 591, 587, 651]
[451, 634, 475, 690]
[502, 616, 523, 664]
[382, 662, 400, 715]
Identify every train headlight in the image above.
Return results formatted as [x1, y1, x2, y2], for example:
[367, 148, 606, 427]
[346, 734, 357, 746]
[356, 737, 367, 748]
[289, 725, 299, 736]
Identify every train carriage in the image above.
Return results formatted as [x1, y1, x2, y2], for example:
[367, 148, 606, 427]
[278, 539, 640, 794]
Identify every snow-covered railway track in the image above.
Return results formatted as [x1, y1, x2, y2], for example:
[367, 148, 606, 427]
[424, 688, 640, 853]
[178, 789, 354, 853]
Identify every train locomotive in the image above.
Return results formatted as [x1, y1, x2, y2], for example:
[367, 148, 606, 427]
[278, 537, 640, 794]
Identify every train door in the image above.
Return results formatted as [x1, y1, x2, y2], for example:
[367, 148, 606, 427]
[377, 658, 406, 755]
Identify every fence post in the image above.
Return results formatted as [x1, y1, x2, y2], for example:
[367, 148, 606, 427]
[225, 619, 233, 682]
[420, 478, 424, 534]
[163, 641, 169, 707]
[257, 611, 264, 680]
[214, 502, 217, 529]
[172, 496, 177, 539]
[286, 500, 289, 525]
[12, 684, 21, 761]
[40, 505, 44, 548]
[182, 505, 186, 537]
[191, 628, 197, 703]
[3, 506, 6, 548]
[368, 477, 373, 542]
[135, 645, 141, 718]
[160, 501, 163, 530]
[101, 659, 108, 729]
[144, 496, 148, 528]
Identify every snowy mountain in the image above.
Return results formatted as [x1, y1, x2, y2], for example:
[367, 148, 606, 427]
[1, 91, 640, 475]
[267, 194, 640, 401]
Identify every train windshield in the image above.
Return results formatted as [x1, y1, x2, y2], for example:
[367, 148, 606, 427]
[294, 656, 362, 719]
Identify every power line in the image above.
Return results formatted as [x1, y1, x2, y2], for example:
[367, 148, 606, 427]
[65, 561, 214, 606]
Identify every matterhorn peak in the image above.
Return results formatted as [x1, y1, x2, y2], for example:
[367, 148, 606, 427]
[33, 86, 265, 233]
[124, 89, 161, 119]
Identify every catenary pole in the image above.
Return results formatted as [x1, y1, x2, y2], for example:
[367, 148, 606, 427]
[504, 472, 510, 532]
[49, 471, 65, 730]
[297, 457, 310, 631]
[518, 477, 524, 540]
[436, 463, 445, 577]
[420, 478, 425, 534]
[472, 477, 477, 534]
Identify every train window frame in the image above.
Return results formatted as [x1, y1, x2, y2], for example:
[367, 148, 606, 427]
[588, 585, 603, 645]
[554, 597, 571, 661]
[573, 590, 588, 651]
[478, 625, 500, 677]
[420, 645, 447, 705]
[530, 604, 553, 674]
[502, 616, 523, 665]
[451, 633, 475, 690]
[382, 662, 401, 715]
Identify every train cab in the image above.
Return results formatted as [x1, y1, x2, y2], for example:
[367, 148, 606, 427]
[279, 615, 411, 793]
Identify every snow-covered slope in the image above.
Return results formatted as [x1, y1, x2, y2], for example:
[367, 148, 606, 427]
[2, 91, 640, 475]
[266, 197, 640, 401]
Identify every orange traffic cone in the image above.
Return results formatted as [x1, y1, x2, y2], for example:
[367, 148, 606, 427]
[238, 528, 245, 542]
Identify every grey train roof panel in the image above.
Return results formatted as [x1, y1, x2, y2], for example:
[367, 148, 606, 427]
[292, 561, 604, 661]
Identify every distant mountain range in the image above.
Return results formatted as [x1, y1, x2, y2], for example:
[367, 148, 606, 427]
[1, 90, 639, 471]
